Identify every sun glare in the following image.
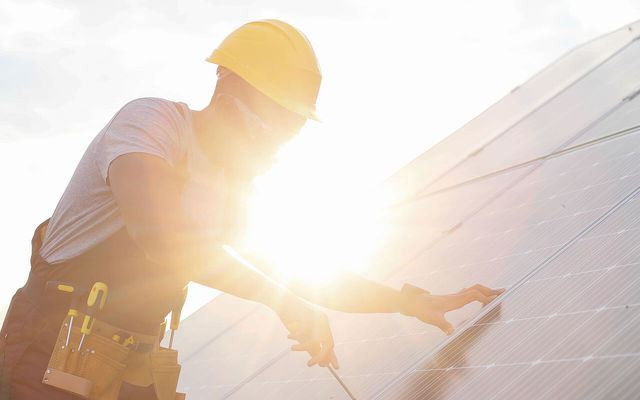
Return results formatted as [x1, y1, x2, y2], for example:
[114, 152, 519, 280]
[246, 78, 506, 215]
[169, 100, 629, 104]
[239, 134, 387, 287]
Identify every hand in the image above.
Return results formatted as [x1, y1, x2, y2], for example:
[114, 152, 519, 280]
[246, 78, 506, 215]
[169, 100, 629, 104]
[277, 299, 340, 369]
[402, 284, 505, 335]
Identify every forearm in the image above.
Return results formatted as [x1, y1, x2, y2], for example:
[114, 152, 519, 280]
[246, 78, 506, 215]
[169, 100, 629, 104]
[239, 252, 407, 314]
[289, 271, 406, 314]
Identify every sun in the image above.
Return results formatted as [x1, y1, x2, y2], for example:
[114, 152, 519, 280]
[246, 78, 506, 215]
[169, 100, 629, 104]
[236, 133, 387, 286]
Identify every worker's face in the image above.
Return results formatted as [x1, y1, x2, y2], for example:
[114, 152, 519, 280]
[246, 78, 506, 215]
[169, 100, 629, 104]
[215, 88, 307, 179]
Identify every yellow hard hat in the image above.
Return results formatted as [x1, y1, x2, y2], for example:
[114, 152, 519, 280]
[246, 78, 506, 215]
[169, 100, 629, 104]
[206, 19, 322, 121]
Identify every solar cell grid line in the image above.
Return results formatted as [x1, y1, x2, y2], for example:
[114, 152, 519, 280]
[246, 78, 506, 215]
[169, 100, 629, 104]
[374, 193, 640, 399]
[423, 37, 640, 194]
[383, 20, 640, 205]
[227, 132, 640, 399]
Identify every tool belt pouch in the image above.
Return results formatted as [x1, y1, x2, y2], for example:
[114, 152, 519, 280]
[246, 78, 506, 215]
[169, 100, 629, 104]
[149, 347, 182, 400]
[43, 314, 130, 399]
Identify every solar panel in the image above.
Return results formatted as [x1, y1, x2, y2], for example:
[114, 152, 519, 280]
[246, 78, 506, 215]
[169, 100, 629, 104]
[376, 194, 640, 399]
[164, 292, 260, 360]
[173, 21, 640, 399]
[382, 20, 640, 204]
[423, 36, 640, 194]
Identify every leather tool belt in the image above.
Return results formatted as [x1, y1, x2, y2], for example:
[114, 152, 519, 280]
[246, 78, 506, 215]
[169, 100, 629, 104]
[43, 312, 185, 400]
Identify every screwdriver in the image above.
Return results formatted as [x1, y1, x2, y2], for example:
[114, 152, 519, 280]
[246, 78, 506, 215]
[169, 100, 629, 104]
[77, 282, 108, 352]
[45, 281, 87, 348]
[169, 286, 188, 349]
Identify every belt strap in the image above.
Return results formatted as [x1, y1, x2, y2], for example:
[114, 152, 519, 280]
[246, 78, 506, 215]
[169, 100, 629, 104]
[91, 317, 159, 352]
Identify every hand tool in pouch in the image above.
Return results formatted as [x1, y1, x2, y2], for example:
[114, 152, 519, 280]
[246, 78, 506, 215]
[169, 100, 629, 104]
[78, 282, 108, 352]
[169, 286, 188, 349]
[45, 281, 88, 348]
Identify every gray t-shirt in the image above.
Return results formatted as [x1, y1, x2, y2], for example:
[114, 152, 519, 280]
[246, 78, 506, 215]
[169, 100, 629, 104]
[40, 97, 228, 264]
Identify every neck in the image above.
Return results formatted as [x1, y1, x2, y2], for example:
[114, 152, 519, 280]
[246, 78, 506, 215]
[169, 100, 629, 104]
[192, 104, 224, 168]
[191, 103, 254, 184]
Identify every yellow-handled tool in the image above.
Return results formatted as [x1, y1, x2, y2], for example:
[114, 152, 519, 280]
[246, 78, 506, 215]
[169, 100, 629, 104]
[77, 282, 108, 352]
[169, 286, 188, 349]
[45, 281, 87, 348]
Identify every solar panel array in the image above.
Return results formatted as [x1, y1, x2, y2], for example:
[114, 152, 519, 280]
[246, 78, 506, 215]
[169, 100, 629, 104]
[170, 20, 640, 399]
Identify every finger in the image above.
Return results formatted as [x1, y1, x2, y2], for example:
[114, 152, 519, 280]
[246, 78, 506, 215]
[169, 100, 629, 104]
[308, 345, 332, 367]
[466, 284, 505, 297]
[445, 289, 490, 310]
[434, 313, 454, 336]
[317, 341, 335, 367]
[292, 341, 319, 352]
[287, 330, 310, 341]
[330, 351, 340, 369]
[442, 289, 485, 311]
[322, 335, 335, 351]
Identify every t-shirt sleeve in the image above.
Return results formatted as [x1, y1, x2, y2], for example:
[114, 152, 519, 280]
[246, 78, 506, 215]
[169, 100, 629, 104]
[94, 98, 186, 183]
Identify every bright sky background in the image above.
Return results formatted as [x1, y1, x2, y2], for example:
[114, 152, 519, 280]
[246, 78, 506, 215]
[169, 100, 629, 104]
[2, 0, 639, 320]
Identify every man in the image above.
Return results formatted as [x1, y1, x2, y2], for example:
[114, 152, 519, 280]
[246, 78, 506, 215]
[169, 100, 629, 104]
[0, 19, 503, 399]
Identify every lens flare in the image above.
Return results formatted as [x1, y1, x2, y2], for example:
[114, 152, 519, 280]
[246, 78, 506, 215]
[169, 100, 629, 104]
[241, 180, 385, 286]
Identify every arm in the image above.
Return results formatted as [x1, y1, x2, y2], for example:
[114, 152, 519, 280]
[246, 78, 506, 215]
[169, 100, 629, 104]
[297, 271, 504, 335]
[243, 253, 504, 335]
[108, 153, 338, 368]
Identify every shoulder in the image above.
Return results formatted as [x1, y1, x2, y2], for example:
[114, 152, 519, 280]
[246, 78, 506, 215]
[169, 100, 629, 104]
[105, 97, 190, 141]
[118, 97, 186, 123]
[93, 98, 190, 179]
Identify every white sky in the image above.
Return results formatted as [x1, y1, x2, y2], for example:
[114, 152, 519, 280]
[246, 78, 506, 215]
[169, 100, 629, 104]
[1, 0, 639, 319]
